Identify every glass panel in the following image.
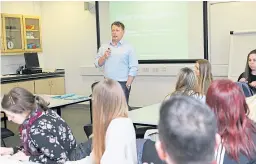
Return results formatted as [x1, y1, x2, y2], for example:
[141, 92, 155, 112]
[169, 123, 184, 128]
[4, 17, 22, 50]
[25, 18, 41, 49]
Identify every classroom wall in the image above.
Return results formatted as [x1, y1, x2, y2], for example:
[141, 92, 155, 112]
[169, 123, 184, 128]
[208, 1, 256, 81]
[1, 1, 42, 74]
[1, 1, 255, 107]
[80, 1, 256, 107]
[39, 1, 97, 94]
[1, 1, 97, 95]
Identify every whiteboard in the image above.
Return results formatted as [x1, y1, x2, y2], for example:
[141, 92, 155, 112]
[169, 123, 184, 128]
[228, 30, 256, 81]
[209, 2, 256, 66]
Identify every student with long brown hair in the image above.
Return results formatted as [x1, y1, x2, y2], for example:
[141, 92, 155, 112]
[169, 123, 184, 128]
[0, 87, 76, 163]
[194, 59, 213, 95]
[238, 49, 256, 95]
[67, 78, 137, 164]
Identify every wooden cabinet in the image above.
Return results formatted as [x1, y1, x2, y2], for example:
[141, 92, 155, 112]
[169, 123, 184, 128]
[1, 83, 18, 94]
[34, 78, 51, 94]
[1, 77, 65, 95]
[17, 81, 34, 93]
[1, 81, 34, 94]
[50, 77, 65, 95]
[1, 13, 42, 54]
[1, 14, 25, 53]
[34, 77, 65, 95]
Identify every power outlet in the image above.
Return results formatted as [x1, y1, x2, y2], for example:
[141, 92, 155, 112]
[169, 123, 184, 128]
[152, 68, 158, 72]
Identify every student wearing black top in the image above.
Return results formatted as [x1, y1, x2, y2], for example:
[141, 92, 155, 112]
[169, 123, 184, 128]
[238, 49, 256, 94]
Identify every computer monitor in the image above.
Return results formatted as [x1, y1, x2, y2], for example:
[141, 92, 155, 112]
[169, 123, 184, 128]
[24, 53, 40, 68]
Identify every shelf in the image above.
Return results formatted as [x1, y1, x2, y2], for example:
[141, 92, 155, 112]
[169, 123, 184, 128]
[6, 29, 21, 32]
[26, 30, 39, 32]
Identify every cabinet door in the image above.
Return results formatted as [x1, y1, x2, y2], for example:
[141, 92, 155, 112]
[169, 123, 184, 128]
[34, 79, 51, 94]
[2, 14, 24, 53]
[50, 77, 65, 95]
[1, 83, 18, 94]
[23, 15, 42, 52]
[17, 81, 34, 94]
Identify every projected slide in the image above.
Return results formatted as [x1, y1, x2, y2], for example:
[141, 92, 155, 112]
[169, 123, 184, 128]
[99, 1, 204, 61]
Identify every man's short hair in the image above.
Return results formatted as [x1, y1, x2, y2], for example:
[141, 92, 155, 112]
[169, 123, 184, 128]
[111, 21, 125, 30]
[159, 96, 217, 164]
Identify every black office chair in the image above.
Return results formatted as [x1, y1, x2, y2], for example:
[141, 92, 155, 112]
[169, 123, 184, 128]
[82, 82, 99, 139]
[1, 112, 14, 147]
[130, 106, 156, 139]
[83, 124, 93, 139]
[133, 124, 156, 139]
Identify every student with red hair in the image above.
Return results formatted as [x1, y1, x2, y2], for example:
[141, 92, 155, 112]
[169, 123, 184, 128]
[206, 79, 256, 164]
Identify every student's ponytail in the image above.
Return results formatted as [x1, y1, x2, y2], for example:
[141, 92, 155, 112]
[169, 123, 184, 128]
[35, 95, 49, 111]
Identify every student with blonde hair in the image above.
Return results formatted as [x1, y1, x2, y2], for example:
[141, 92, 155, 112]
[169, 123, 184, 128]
[165, 67, 205, 102]
[194, 59, 213, 95]
[67, 78, 137, 164]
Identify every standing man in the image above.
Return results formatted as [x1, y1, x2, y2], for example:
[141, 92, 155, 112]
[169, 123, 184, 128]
[94, 21, 138, 104]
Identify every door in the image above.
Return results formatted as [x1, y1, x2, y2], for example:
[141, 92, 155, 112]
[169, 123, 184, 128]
[17, 81, 34, 94]
[34, 79, 51, 94]
[1, 83, 18, 94]
[50, 77, 65, 95]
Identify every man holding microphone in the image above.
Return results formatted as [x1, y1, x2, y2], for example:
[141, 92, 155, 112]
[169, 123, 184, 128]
[94, 21, 138, 104]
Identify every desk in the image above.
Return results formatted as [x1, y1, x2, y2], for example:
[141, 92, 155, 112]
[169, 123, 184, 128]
[128, 103, 161, 127]
[39, 95, 92, 123]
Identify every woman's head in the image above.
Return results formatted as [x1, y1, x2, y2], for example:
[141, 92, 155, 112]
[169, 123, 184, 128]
[1, 87, 48, 124]
[195, 59, 213, 94]
[206, 79, 256, 161]
[245, 49, 256, 78]
[92, 78, 128, 164]
[173, 67, 199, 96]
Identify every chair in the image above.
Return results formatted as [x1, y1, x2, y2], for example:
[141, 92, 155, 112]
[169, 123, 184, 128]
[236, 82, 254, 97]
[133, 125, 156, 139]
[1, 112, 14, 147]
[83, 124, 93, 139]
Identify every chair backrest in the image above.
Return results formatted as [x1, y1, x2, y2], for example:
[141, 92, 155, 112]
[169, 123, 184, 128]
[83, 124, 93, 139]
[1, 111, 8, 129]
[144, 129, 159, 142]
[236, 82, 253, 97]
[247, 159, 256, 164]
[142, 139, 164, 164]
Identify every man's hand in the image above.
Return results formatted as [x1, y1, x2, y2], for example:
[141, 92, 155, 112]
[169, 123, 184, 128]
[103, 48, 111, 59]
[126, 83, 131, 90]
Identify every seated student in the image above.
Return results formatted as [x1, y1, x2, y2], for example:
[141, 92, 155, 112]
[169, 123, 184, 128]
[0, 87, 76, 163]
[155, 96, 220, 164]
[238, 49, 256, 95]
[206, 79, 256, 164]
[194, 59, 213, 95]
[165, 67, 205, 102]
[66, 78, 137, 164]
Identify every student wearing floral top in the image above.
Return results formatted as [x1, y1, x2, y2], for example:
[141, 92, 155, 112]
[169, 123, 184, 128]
[0, 87, 76, 164]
